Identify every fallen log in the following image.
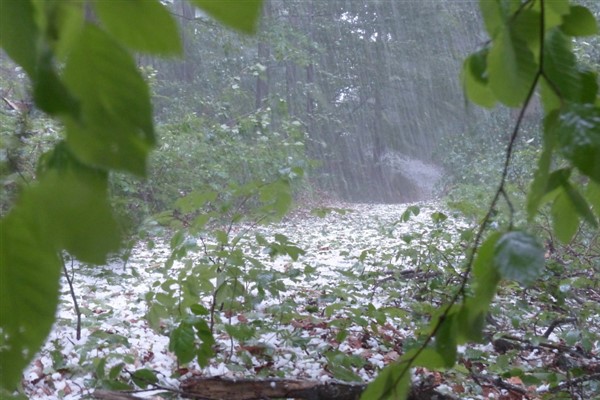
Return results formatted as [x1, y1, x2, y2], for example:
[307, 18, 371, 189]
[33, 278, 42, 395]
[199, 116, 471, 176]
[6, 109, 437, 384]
[92, 376, 458, 400]
[181, 377, 364, 400]
[179, 376, 458, 400]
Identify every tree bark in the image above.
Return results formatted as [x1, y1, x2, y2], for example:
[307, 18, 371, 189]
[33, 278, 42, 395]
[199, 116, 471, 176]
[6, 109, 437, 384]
[175, 0, 195, 82]
[181, 377, 364, 400]
[179, 376, 458, 400]
[255, 0, 272, 110]
[92, 377, 458, 400]
[286, 61, 297, 116]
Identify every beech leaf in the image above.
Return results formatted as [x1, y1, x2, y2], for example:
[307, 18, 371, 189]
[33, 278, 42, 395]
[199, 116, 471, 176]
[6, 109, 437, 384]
[494, 231, 545, 287]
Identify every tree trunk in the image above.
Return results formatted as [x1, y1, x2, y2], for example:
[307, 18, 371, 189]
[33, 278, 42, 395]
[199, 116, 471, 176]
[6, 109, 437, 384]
[175, 0, 195, 82]
[286, 62, 296, 116]
[255, 0, 272, 110]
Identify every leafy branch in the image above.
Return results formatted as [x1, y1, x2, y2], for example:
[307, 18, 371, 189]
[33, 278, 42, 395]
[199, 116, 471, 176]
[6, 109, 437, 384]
[363, 0, 599, 398]
[0, 0, 265, 394]
[368, 31, 542, 400]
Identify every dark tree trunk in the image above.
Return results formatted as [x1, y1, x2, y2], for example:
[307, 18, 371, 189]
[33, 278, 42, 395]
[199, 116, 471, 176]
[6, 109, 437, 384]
[285, 61, 296, 116]
[255, 0, 272, 110]
[175, 0, 195, 82]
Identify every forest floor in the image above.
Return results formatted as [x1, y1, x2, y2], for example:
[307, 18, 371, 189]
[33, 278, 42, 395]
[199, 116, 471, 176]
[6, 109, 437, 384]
[22, 202, 600, 400]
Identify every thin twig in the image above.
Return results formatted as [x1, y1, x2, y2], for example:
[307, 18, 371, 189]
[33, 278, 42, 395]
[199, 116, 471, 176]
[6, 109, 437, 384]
[543, 373, 600, 394]
[471, 373, 531, 399]
[61, 253, 82, 340]
[543, 317, 577, 338]
[499, 334, 589, 358]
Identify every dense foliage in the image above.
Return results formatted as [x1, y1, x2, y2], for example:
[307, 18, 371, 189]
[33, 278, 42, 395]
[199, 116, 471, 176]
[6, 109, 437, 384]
[0, 1, 599, 399]
[131, 0, 480, 203]
[363, 1, 600, 398]
[0, 0, 265, 395]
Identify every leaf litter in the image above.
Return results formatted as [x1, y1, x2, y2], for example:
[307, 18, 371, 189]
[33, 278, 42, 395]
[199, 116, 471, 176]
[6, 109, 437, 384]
[22, 202, 600, 399]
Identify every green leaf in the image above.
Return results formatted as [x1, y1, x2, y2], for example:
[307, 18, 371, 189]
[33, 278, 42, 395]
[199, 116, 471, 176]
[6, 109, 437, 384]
[513, 10, 541, 56]
[462, 51, 496, 108]
[194, 319, 215, 368]
[258, 178, 292, 220]
[4, 2, 81, 117]
[191, 214, 212, 233]
[146, 304, 168, 331]
[169, 323, 196, 364]
[0, 142, 119, 395]
[545, 0, 570, 16]
[494, 231, 545, 287]
[400, 205, 420, 222]
[578, 68, 599, 104]
[551, 190, 579, 244]
[131, 368, 158, 388]
[328, 364, 363, 382]
[431, 211, 447, 223]
[545, 168, 572, 194]
[360, 361, 410, 400]
[95, 357, 107, 379]
[543, 29, 583, 103]
[562, 181, 598, 228]
[410, 347, 446, 369]
[176, 190, 218, 213]
[155, 292, 176, 308]
[479, 0, 502, 36]
[556, 103, 600, 184]
[35, 144, 121, 263]
[461, 233, 501, 342]
[473, 233, 502, 294]
[561, 5, 598, 36]
[479, 0, 520, 37]
[434, 314, 457, 368]
[170, 230, 185, 250]
[0, 0, 39, 76]
[0, 213, 61, 390]
[587, 181, 600, 217]
[539, 76, 561, 113]
[488, 26, 538, 107]
[542, 0, 570, 30]
[95, 0, 182, 55]
[189, 0, 263, 34]
[33, 52, 79, 117]
[457, 303, 486, 344]
[104, 380, 132, 391]
[224, 324, 255, 343]
[109, 363, 125, 380]
[0, 390, 28, 400]
[190, 304, 209, 316]
[462, 50, 496, 108]
[311, 208, 330, 218]
[215, 230, 228, 245]
[45, 1, 85, 61]
[527, 113, 559, 218]
[63, 24, 155, 176]
[325, 350, 366, 371]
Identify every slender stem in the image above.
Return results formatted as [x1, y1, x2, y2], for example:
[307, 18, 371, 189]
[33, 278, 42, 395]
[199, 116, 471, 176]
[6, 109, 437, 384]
[500, 187, 515, 230]
[61, 253, 82, 340]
